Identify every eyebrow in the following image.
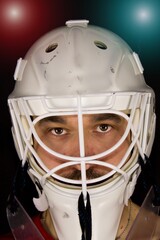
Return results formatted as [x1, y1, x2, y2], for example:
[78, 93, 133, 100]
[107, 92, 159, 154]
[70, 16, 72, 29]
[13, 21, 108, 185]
[38, 114, 122, 126]
[38, 116, 67, 125]
[92, 113, 122, 123]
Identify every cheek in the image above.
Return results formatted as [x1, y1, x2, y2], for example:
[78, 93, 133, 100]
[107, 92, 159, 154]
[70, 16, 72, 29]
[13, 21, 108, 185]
[103, 137, 130, 166]
[116, 135, 130, 157]
[34, 144, 63, 169]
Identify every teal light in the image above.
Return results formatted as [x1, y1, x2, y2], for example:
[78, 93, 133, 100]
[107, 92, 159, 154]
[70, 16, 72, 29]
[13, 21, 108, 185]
[85, 0, 160, 71]
[87, 0, 159, 39]
[135, 7, 152, 23]
[131, 2, 158, 33]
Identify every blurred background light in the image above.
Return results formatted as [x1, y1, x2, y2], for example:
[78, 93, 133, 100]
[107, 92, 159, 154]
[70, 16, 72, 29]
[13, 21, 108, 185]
[5, 5, 23, 21]
[136, 7, 152, 22]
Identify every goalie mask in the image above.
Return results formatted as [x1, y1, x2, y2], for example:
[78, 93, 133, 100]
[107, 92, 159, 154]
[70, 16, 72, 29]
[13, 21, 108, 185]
[8, 20, 156, 240]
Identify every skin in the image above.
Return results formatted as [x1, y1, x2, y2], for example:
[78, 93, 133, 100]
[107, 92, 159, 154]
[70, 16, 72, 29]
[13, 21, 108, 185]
[34, 113, 130, 180]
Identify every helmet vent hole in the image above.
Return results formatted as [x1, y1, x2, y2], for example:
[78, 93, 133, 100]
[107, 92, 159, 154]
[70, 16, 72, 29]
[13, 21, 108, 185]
[45, 43, 58, 53]
[94, 41, 107, 50]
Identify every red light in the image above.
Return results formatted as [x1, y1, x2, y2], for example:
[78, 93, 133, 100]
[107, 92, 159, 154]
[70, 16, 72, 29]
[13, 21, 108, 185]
[0, 0, 66, 60]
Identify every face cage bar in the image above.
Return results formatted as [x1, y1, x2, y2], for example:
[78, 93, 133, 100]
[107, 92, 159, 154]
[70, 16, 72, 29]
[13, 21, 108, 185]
[8, 92, 150, 200]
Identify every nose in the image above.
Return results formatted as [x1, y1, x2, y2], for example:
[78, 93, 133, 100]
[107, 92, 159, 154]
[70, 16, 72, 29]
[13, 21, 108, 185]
[71, 139, 96, 157]
[62, 131, 99, 159]
[73, 138, 97, 171]
[74, 162, 90, 171]
[74, 135, 98, 157]
[66, 135, 94, 171]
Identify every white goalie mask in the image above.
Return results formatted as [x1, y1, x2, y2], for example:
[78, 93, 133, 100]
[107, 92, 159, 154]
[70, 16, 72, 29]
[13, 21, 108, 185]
[8, 20, 156, 240]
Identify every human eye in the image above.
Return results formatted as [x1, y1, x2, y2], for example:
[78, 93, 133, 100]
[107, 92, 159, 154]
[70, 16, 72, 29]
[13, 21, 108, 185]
[50, 127, 67, 136]
[96, 124, 112, 133]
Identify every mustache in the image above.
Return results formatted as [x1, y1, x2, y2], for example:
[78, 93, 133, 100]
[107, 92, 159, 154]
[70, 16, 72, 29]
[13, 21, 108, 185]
[61, 167, 104, 180]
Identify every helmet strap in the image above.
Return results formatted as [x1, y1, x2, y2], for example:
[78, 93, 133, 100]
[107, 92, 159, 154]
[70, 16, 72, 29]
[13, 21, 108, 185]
[78, 192, 92, 240]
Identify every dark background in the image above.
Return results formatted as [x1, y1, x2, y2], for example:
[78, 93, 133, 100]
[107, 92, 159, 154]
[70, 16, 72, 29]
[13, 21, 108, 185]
[0, 0, 160, 235]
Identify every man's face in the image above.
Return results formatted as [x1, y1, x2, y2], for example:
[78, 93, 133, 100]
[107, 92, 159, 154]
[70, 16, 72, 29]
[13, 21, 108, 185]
[34, 113, 130, 180]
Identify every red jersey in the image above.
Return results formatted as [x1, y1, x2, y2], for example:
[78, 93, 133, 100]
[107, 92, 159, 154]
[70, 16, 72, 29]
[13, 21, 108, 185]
[0, 215, 54, 240]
